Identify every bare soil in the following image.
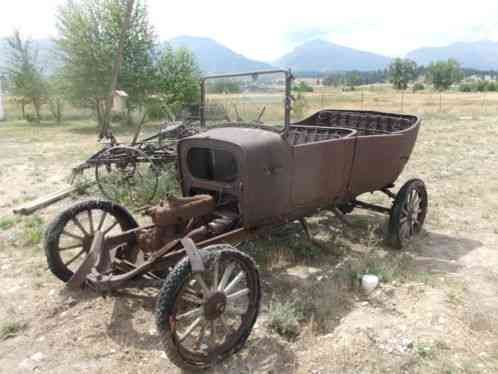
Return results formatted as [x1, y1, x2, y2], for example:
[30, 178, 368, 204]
[0, 114, 497, 374]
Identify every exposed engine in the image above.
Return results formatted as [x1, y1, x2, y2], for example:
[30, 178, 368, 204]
[136, 194, 238, 253]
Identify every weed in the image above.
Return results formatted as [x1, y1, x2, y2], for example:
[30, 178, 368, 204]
[22, 215, 45, 246]
[267, 300, 303, 339]
[0, 216, 17, 230]
[0, 321, 27, 341]
[416, 342, 435, 359]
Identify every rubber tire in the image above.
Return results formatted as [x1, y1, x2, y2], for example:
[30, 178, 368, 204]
[44, 199, 138, 282]
[388, 178, 428, 249]
[155, 245, 261, 371]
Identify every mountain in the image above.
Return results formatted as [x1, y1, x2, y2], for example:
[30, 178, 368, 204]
[169, 36, 273, 74]
[0, 38, 56, 74]
[406, 40, 498, 70]
[274, 39, 391, 72]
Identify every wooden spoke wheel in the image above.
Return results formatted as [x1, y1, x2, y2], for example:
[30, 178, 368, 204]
[388, 179, 428, 249]
[156, 246, 261, 371]
[44, 200, 138, 282]
[95, 146, 160, 206]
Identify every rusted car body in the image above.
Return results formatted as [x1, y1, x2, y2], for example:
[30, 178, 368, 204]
[179, 109, 419, 229]
[43, 70, 427, 371]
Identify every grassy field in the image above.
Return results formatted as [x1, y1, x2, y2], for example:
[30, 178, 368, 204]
[0, 89, 498, 373]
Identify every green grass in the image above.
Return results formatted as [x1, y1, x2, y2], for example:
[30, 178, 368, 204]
[0, 216, 18, 231]
[0, 321, 27, 341]
[22, 215, 45, 246]
[267, 300, 303, 339]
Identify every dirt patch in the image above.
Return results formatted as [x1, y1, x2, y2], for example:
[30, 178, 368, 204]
[1, 115, 498, 373]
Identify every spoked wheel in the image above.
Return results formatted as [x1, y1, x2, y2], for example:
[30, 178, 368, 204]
[95, 146, 160, 206]
[388, 179, 428, 249]
[44, 200, 138, 282]
[156, 246, 261, 371]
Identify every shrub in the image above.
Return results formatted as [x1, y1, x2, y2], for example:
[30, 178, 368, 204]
[459, 83, 475, 92]
[267, 300, 302, 339]
[293, 81, 314, 93]
[412, 82, 425, 92]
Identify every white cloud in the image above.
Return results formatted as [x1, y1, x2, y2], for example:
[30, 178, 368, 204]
[1, 0, 498, 61]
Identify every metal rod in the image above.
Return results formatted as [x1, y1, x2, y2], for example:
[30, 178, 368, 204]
[201, 69, 290, 81]
[353, 200, 391, 214]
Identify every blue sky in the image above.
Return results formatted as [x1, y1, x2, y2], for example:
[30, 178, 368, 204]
[1, 0, 498, 61]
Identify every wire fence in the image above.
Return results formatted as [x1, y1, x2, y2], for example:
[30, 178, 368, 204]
[2, 89, 497, 124]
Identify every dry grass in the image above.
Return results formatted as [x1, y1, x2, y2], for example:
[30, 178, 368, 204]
[0, 90, 498, 373]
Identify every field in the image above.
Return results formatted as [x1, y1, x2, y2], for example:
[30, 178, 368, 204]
[1, 88, 498, 373]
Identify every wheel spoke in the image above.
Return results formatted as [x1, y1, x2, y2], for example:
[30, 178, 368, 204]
[62, 230, 84, 241]
[400, 222, 410, 239]
[97, 211, 107, 231]
[194, 320, 206, 350]
[212, 258, 219, 291]
[208, 320, 216, 352]
[182, 292, 204, 305]
[224, 271, 245, 294]
[218, 263, 235, 291]
[400, 216, 408, 224]
[103, 220, 119, 235]
[58, 243, 84, 252]
[195, 274, 211, 296]
[226, 288, 250, 301]
[178, 317, 202, 343]
[87, 210, 94, 234]
[176, 307, 203, 321]
[64, 248, 86, 267]
[71, 216, 89, 237]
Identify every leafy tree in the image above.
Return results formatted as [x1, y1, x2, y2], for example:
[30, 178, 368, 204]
[151, 46, 201, 119]
[56, 0, 156, 130]
[293, 81, 314, 93]
[4, 30, 46, 122]
[412, 82, 425, 92]
[46, 73, 66, 124]
[388, 58, 417, 90]
[426, 59, 463, 91]
[345, 71, 362, 90]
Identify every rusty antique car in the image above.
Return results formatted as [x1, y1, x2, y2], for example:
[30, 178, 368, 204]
[43, 70, 428, 370]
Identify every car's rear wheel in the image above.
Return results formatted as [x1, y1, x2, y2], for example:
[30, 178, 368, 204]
[388, 179, 428, 249]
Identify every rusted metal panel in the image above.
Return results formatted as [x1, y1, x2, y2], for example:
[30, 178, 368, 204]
[290, 137, 355, 207]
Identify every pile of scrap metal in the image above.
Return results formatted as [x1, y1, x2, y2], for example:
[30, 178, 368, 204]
[13, 121, 197, 216]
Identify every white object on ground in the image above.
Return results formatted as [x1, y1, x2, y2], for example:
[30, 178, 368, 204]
[361, 274, 379, 294]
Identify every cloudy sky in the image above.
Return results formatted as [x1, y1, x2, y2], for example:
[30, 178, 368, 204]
[1, 0, 498, 61]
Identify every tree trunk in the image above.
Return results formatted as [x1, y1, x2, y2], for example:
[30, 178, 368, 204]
[33, 98, 41, 123]
[100, 0, 135, 139]
[21, 99, 25, 120]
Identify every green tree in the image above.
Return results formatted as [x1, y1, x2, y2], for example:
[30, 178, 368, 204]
[151, 46, 201, 119]
[426, 59, 463, 91]
[345, 71, 362, 90]
[388, 58, 417, 90]
[56, 0, 156, 130]
[293, 81, 314, 93]
[46, 73, 66, 124]
[4, 30, 46, 122]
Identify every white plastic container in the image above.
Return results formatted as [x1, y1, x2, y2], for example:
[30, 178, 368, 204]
[361, 274, 379, 294]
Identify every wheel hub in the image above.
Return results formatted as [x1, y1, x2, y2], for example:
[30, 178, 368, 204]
[204, 291, 227, 321]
